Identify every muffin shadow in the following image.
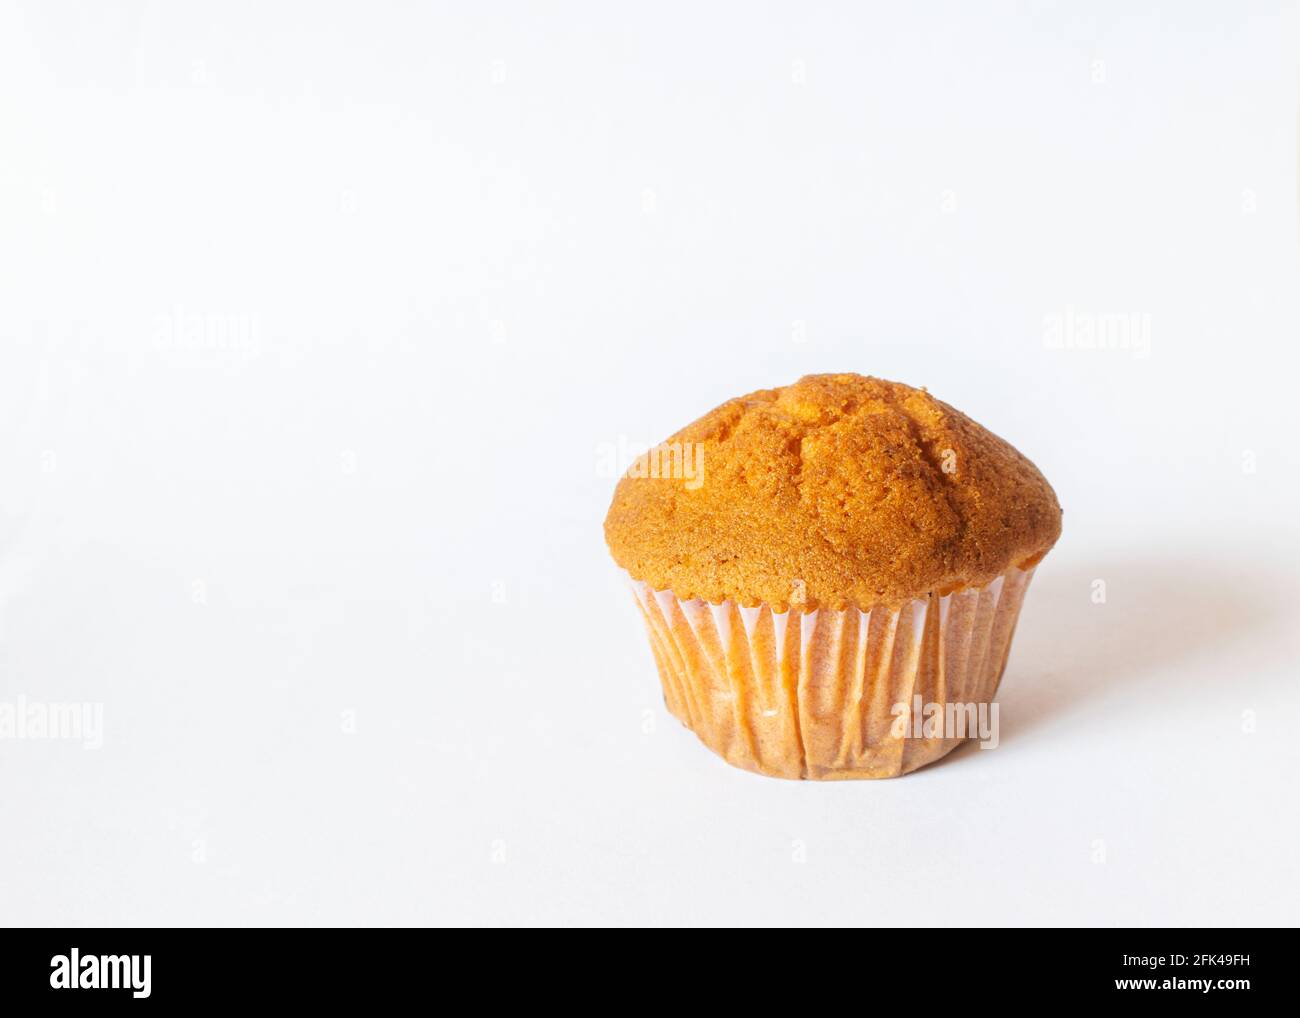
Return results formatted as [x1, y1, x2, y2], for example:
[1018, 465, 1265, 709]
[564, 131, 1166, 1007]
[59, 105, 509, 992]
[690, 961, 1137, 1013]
[992, 554, 1275, 746]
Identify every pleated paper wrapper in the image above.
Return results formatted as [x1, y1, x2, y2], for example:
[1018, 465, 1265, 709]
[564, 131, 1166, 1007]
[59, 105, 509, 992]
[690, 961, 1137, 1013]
[629, 566, 1035, 779]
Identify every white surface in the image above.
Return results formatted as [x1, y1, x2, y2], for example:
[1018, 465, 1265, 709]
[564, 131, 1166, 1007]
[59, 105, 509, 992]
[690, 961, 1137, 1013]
[1, 1, 1298, 927]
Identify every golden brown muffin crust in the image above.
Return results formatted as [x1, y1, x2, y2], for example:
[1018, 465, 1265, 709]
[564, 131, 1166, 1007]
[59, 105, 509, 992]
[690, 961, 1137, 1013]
[604, 373, 1062, 612]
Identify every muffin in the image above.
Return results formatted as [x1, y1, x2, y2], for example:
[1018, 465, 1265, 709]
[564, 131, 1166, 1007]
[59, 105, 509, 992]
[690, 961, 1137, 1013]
[604, 373, 1061, 779]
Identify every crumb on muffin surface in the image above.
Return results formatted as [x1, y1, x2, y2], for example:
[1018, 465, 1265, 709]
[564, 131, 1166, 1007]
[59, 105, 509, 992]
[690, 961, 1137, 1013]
[603, 373, 1062, 612]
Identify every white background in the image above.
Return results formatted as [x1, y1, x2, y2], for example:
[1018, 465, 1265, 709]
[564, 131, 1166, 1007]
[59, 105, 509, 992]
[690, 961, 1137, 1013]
[1, 1, 1298, 927]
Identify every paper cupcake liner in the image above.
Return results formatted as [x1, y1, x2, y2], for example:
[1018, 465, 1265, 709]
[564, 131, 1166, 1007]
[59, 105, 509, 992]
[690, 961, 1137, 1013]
[628, 566, 1036, 779]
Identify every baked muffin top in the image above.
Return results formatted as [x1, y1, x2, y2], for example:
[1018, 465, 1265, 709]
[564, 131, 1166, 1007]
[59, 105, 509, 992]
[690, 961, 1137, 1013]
[604, 373, 1061, 612]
